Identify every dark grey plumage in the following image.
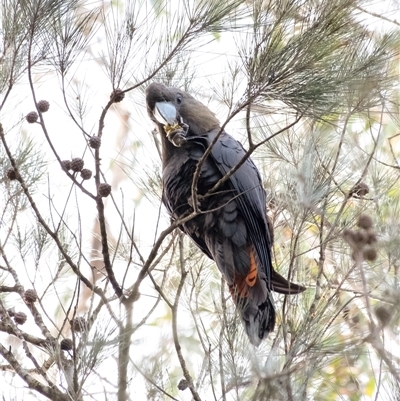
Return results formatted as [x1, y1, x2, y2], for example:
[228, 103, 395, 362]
[146, 82, 305, 346]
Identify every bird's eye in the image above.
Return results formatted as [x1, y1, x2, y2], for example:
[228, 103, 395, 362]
[176, 95, 182, 104]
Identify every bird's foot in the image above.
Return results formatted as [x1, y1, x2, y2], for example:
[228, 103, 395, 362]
[165, 123, 189, 147]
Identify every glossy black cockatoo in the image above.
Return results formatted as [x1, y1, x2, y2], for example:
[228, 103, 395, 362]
[146, 82, 305, 346]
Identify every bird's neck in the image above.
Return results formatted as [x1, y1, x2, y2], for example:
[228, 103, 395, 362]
[158, 124, 182, 166]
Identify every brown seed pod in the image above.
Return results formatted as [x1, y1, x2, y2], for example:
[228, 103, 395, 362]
[72, 317, 87, 332]
[375, 305, 391, 327]
[177, 379, 189, 391]
[357, 214, 373, 230]
[24, 289, 38, 303]
[37, 100, 50, 112]
[6, 168, 17, 180]
[110, 88, 125, 103]
[363, 246, 377, 262]
[60, 338, 73, 351]
[80, 168, 92, 180]
[14, 312, 27, 325]
[350, 182, 369, 197]
[89, 136, 101, 149]
[98, 183, 111, 197]
[61, 160, 71, 171]
[26, 111, 38, 123]
[71, 158, 84, 172]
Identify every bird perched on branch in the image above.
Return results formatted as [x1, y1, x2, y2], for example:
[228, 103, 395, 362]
[146, 82, 305, 346]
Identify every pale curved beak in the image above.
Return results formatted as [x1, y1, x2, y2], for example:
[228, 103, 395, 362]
[154, 102, 178, 126]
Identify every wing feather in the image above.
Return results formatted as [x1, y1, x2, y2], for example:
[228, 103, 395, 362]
[207, 129, 274, 284]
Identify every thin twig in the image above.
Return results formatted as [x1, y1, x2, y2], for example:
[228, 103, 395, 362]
[171, 234, 202, 401]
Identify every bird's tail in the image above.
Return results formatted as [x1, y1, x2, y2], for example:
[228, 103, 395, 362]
[232, 269, 306, 346]
[236, 295, 275, 347]
[228, 246, 306, 346]
[271, 270, 306, 294]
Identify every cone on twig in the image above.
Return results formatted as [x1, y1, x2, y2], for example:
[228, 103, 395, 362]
[343, 213, 378, 263]
[60, 338, 73, 351]
[89, 136, 101, 149]
[61, 160, 71, 171]
[6, 168, 17, 180]
[24, 289, 38, 303]
[37, 100, 50, 113]
[80, 169, 92, 180]
[71, 158, 84, 172]
[26, 111, 38, 124]
[14, 312, 27, 325]
[98, 183, 111, 197]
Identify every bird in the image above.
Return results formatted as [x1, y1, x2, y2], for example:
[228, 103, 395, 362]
[146, 82, 305, 346]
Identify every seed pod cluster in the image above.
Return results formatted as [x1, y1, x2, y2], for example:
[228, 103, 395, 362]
[343, 213, 378, 262]
[61, 158, 93, 180]
[26, 100, 50, 123]
[1, 308, 30, 325]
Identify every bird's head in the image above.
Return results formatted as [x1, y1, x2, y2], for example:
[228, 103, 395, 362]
[146, 82, 220, 138]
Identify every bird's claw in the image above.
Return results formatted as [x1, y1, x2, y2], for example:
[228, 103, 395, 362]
[168, 129, 187, 147]
[165, 123, 189, 147]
